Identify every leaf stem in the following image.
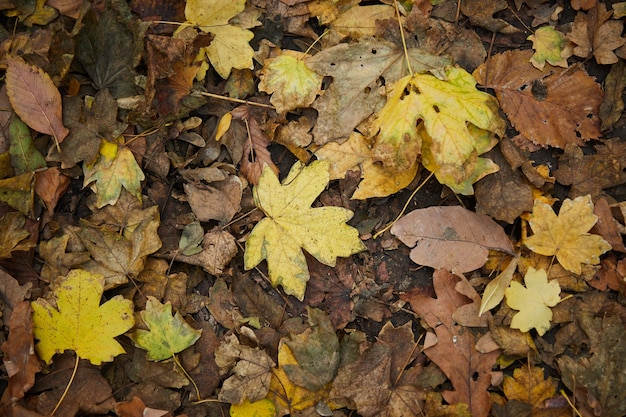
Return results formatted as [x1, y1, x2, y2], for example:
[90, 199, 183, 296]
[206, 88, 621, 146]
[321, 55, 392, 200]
[172, 352, 202, 402]
[302, 29, 329, 58]
[373, 171, 434, 239]
[393, 0, 412, 76]
[197, 92, 275, 109]
[50, 354, 79, 416]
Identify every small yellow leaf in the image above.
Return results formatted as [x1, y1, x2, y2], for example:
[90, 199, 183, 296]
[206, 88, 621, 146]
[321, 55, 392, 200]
[479, 256, 519, 316]
[216, 112, 233, 141]
[230, 398, 276, 417]
[505, 267, 561, 336]
[528, 26, 570, 70]
[244, 160, 365, 300]
[31, 269, 135, 365]
[524, 195, 612, 274]
[259, 52, 322, 114]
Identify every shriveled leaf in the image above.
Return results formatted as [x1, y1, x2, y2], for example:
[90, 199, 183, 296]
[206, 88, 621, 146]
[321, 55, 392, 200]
[83, 138, 145, 208]
[391, 205, 514, 274]
[461, 0, 521, 34]
[131, 297, 202, 361]
[527, 26, 569, 69]
[479, 256, 519, 316]
[183, 175, 242, 224]
[599, 60, 626, 131]
[244, 160, 365, 300]
[258, 51, 322, 114]
[315, 131, 419, 199]
[524, 195, 611, 274]
[505, 267, 561, 336]
[31, 269, 135, 365]
[5, 57, 68, 146]
[473, 50, 602, 148]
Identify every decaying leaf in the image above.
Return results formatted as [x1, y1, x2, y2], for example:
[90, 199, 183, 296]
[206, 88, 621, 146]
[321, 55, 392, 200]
[505, 267, 561, 335]
[0, 212, 34, 259]
[131, 296, 202, 361]
[524, 195, 611, 274]
[503, 365, 558, 408]
[244, 160, 365, 300]
[473, 50, 603, 148]
[391, 205, 515, 274]
[31, 269, 135, 365]
[527, 26, 569, 69]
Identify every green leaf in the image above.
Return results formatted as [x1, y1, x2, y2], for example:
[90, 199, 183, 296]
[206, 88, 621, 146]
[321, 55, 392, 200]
[527, 26, 569, 70]
[9, 115, 46, 174]
[131, 296, 202, 361]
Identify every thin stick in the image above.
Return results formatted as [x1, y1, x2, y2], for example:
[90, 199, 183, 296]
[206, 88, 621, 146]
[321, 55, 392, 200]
[172, 353, 202, 401]
[50, 354, 80, 416]
[393, 0, 412, 76]
[198, 92, 275, 109]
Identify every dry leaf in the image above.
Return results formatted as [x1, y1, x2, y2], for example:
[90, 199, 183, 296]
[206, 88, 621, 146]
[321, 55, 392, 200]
[567, 3, 626, 64]
[391, 205, 515, 274]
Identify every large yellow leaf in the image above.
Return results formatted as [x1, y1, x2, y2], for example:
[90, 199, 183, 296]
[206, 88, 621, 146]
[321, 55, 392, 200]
[31, 269, 135, 365]
[183, 0, 254, 79]
[315, 132, 419, 199]
[524, 195, 611, 274]
[82, 137, 145, 208]
[505, 267, 561, 336]
[244, 160, 366, 300]
[369, 66, 505, 194]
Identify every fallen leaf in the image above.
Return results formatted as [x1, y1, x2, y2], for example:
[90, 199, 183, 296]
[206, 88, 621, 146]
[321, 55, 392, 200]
[391, 205, 515, 274]
[527, 26, 569, 69]
[229, 398, 276, 417]
[208, 277, 244, 329]
[131, 296, 202, 361]
[0, 269, 32, 323]
[599, 60, 626, 131]
[83, 137, 146, 208]
[505, 267, 561, 335]
[0, 172, 35, 216]
[328, 4, 395, 44]
[182, 0, 254, 78]
[461, 0, 521, 33]
[479, 256, 519, 316]
[183, 174, 242, 224]
[566, 2, 626, 64]
[258, 51, 322, 114]
[34, 168, 71, 215]
[244, 160, 365, 300]
[503, 365, 558, 408]
[0, 212, 34, 259]
[0, 301, 40, 404]
[178, 221, 203, 256]
[31, 269, 135, 365]
[215, 334, 275, 404]
[524, 195, 611, 274]
[558, 314, 626, 417]
[402, 270, 499, 417]
[591, 198, 626, 253]
[307, 40, 451, 143]
[473, 50, 603, 148]
[315, 131, 419, 200]
[8, 115, 46, 174]
[5, 57, 68, 147]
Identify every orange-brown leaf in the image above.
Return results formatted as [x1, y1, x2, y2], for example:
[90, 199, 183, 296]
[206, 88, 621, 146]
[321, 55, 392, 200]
[5, 57, 69, 146]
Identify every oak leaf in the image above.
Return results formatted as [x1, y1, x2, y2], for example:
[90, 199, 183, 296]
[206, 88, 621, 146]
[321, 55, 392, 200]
[5, 57, 68, 148]
[523, 195, 611, 274]
[131, 297, 202, 361]
[258, 51, 322, 114]
[244, 160, 365, 300]
[83, 137, 145, 208]
[182, 0, 254, 79]
[473, 50, 602, 148]
[315, 131, 419, 200]
[505, 267, 561, 336]
[391, 205, 515, 274]
[527, 26, 569, 69]
[31, 269, 135, 365]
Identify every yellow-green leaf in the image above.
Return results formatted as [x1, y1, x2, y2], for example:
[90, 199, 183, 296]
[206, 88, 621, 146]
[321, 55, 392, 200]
[31, 269, 135, 365]
[244, 160, 366, 300]
[528, 26, 569, 70]
[83, 137, 145, 208]
[131, 296, 202, 361]
[524, 195, 612, 274]
[479, 256, 519, 316]
[230, 399, 276, 417]
[505, 267, 561, 336]
[259, 52, 322, 114]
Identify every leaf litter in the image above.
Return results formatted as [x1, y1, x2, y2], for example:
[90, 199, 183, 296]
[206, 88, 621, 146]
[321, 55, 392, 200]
[1, 0, 626, 416]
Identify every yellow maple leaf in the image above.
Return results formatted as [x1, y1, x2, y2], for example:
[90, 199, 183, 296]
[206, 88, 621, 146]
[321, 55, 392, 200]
[259, 51, 323, 114]
[369, 66, 505, 194]
[524, 195, 611, 274]
[315, 132, 419, 199]
[244, 160, 366, 300]
[505, 267, 561, 336]
[31, 269, 135, 365]
[182, 0, 254, 79]
[503, 365, 558, 407]
[82, 137, 145, 208]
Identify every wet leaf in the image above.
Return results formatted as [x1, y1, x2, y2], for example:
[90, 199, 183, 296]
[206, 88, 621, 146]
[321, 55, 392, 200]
[131, 296, 202, 361]
[31, 269, 135, 365]
[244, 160, 365, 300]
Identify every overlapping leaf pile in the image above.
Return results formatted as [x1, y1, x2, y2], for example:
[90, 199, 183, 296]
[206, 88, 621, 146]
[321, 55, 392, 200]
[1, 0, 626, 416]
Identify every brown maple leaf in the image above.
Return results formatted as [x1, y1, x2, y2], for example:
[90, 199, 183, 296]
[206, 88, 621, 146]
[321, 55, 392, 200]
[566, 2, 626, 64]
[402, 270, 500, 417]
